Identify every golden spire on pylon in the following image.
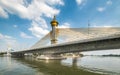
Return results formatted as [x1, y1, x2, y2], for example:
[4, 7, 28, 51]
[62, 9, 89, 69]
[50, 15, 59, 26]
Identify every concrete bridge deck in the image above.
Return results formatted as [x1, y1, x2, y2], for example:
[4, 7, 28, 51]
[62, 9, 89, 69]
[11, 33, 120, 55]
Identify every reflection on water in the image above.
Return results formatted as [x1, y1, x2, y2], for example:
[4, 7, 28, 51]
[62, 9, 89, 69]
[0, 56, 120, 75]
[78, 56, 120, 75]
[0, 57, 36, 75]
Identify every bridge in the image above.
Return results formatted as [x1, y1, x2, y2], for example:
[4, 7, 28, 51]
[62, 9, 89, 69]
[11, 16, 120, 57]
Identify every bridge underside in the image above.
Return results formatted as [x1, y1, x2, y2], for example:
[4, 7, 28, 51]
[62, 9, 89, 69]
[12, 37, 120, 57]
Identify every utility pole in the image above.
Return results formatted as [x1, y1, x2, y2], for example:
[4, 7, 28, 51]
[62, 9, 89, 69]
[88, 20, 90, 38]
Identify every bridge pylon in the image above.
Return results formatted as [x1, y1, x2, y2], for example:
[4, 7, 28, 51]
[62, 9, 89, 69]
[50, 16, 59, 44]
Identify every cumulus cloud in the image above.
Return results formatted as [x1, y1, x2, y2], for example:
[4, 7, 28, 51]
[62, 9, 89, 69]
[76, 0, 83, 5]
[0, 6, 8, 18]
[20, 32, 33, 39]
[45, 0, 64, 6]
[0, 0, 28, 18]
[58, 22, 70, 28]
[93, 25, 113, 28]
[0, 0, 62, 19]
[97, 0, 112, 12]
[0, 0, 64, 51]
[13, 25, 17, 28]
[106, 0, 112, 5]
[76, 0, 87, 7]
[0, 33, 32, 51]
[29, 21, 49, 38]
[92, 23, 117, 28]
[76, 0, 87, 9]
[0, 33, 17, 51]
[0, 33, 15, 40]
[102, 25, 113, 28]
[0, 0, 64, 38]
[97, 7, 105, 12]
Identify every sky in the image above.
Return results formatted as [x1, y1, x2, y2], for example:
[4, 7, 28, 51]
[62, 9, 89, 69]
[0, 0, 120, 54]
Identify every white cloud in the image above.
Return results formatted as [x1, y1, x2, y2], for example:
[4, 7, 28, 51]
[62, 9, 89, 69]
[0, 33, 17, 51]
[0, 33, 32, 51]
[0, 0, 64, 38]
[0, 33, 4, 39]
[0, 0, 64, 51]
[0, 0, 28, 18]
[76, 0, 86, 6]
[76, 0, 87, 9]
[58, 22, 70, 28]
[0, 6, 8, 18]
[33, 17, 48, 29]
[97, 7, 105, 12]
[76, 0, 83, 5]
[97, 0, 112, 12]
[0, 33, 14, 40]
[26, 0, 60, 19]
[0, 0, 63, 19]
[29, 21, 49, 38]
[102, 25, 113, 28]
[20, 32, 33, 39]
[106, 0, 112, 5]
[13, 25, 17, 28]
[91, 22, 120, 28]
[45, 0, 64, 6]
[92, 24, 116, 28]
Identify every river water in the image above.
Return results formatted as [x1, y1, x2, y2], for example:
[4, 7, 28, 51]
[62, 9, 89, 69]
[0, 56, 120, 75]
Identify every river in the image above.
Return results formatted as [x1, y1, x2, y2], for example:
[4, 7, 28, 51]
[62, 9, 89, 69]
[0, 56, 120, 75]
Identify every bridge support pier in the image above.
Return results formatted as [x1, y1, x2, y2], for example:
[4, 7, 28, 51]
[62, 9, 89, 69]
[11, 53, 24, 57]
[72, 57, 78, 68]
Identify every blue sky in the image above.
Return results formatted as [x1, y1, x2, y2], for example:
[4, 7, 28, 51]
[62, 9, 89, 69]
[0, 0, 120, 54]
